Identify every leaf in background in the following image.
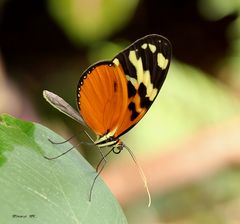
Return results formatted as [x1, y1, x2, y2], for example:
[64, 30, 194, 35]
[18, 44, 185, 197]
[0, 114, 127, 224]
[47, 0, 139, 45]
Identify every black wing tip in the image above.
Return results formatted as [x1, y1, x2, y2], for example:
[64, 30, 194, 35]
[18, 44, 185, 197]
[137, 33, 171, 45]
[142, 33, 170, 40]
[123, 34, 172, 59]
[142, 34, 172, 52]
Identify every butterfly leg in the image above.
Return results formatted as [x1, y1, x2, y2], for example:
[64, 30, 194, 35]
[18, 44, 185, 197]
[48, 135, 75, 145]
[44, 144, 79, 160]
[48, 130, 89, 145]
[89, 147, 114, 201]
[95, 147, 114, 173]
[44, 130, 95, 160]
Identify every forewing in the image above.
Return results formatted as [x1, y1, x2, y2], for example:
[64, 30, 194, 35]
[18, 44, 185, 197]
[113, 34, 172, 137]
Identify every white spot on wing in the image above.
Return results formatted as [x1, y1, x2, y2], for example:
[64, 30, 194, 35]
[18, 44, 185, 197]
[113, 58, 120, 66]
[126, 75, 138, 86]
[141, 43, 156, 53]
[141, 43, 147, 49]
[149, 88, 158, 101]
[128, 50, 158, 101]
[148, 44, 156, 53]
[129, 51, 144, 83]
[157, 53, 169, 70]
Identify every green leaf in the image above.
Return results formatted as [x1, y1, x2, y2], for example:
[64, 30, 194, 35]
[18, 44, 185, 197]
[0, 114, 127, 224]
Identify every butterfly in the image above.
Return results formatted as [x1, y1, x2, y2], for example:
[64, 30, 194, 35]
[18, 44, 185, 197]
[43, 34, 172, 205]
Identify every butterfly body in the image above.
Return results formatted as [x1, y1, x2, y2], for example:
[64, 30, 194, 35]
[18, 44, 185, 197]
[77, 34, 171, 149]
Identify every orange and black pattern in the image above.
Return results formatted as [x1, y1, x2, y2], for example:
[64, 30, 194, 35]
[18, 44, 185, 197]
[77, 34, 171, 145]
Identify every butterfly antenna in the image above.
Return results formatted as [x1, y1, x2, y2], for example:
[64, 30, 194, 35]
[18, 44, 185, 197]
[124, 144, 152, 207]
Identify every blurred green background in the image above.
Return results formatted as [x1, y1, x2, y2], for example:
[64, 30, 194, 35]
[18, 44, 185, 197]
[1, 0, 240, 223]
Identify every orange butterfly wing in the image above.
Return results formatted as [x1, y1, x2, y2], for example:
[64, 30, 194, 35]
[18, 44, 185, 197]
[77, 62, 128, 136]
[77, 34, 171, 139]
